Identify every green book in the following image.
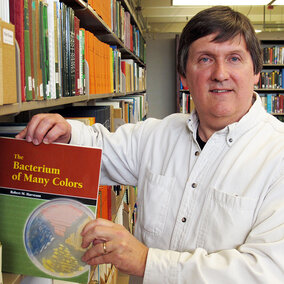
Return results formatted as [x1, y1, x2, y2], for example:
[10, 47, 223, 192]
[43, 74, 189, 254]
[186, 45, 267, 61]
[43, 3, 50, 99]
[61, 3, 68, 96]
[39, 1, 45, 99]
[68, 7, 75, 96]
[32, 0, 38, 100]
[24, 0, 33, 101]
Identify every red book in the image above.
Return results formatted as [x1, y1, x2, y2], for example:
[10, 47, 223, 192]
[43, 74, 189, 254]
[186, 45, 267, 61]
[97, 185, 112, 220]
[0, 137, 102, 282]
[74, 16, 80, 95]
[9, 0, 26, 102]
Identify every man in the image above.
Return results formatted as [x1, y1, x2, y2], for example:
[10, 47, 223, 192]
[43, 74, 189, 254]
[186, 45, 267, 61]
[17, 6, 284, 283]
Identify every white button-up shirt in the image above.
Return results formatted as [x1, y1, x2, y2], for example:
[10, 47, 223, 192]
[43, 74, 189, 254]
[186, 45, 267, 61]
[69, 94, 284, 283]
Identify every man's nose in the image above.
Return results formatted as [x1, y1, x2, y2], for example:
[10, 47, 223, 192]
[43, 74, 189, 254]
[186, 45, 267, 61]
[211, 61, 229, 82]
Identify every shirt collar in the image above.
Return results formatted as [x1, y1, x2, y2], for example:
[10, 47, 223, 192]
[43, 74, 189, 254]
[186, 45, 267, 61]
[187, 92, 267, 145]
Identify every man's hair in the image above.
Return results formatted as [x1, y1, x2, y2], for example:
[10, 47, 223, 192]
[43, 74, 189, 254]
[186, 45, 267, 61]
[177, 6, 263, 77]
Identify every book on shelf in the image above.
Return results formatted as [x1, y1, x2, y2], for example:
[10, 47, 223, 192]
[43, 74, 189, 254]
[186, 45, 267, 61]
[0, 122, 27, 137]
[260, 93, 284, 114]
[9, 0, 26, 102]
[52, 105, 111, 131]
[0, 136, 102, 283]
[24, 0, 33, 101]
[257, 69, 284, 89]
[262, 45, 284, 65]
[28, 0, 36, 101]
[9, 1, 85, 102]
[0, 19, 17, 105]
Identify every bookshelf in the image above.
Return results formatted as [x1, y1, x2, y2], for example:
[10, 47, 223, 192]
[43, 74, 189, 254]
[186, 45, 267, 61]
[254, 39, 284, 115]
[0, 0, 146, 118]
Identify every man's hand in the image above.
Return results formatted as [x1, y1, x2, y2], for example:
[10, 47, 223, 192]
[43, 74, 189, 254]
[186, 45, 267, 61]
[81, 218, 149, 277]
[15, 113, 71, 145]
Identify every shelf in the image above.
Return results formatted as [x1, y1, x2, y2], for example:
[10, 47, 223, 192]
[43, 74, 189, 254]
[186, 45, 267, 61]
[61, 0, 145, 67]
[271, 113, 284, 116]
[255, 88, 284, 92]
[0, 90, 146, 116]
[263, 64, 284, 67]
[2, 273, 23, 284]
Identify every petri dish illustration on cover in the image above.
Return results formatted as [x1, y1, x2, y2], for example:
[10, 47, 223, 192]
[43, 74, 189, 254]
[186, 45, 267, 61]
[24, 198, 95, 278]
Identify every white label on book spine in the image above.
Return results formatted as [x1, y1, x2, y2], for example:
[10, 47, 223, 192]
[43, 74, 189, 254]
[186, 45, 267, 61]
[40, 84, 43, 98]
[3, 28, 13, 45]
[28, 77, 32, 91]
[56, 72, 59, 84]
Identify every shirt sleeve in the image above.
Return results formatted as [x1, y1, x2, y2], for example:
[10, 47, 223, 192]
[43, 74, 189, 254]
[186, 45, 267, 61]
[67, 119, 145, 186]
[143, 174, 284, 284]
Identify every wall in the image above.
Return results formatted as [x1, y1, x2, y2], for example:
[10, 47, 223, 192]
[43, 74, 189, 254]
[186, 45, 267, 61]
[145, 33, 177, 119]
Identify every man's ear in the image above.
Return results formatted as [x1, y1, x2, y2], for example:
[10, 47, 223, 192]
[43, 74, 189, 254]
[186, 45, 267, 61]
[254, 72, 260, 85]
[180, 76, 188, 88]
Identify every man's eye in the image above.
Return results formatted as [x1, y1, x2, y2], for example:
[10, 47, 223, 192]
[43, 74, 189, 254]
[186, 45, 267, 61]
[231, 56, 240, 62]
[200, 57, 210, 63]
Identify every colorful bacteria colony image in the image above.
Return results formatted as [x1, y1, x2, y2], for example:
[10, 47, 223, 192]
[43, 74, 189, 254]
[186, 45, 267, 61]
[24, 199, 95, 278]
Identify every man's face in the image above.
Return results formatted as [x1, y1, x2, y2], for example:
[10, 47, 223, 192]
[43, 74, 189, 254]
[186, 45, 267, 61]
[181, 33, 260, 128]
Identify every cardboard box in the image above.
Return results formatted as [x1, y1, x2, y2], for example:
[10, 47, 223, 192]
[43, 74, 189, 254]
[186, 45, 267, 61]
[0, 20, 17, 105]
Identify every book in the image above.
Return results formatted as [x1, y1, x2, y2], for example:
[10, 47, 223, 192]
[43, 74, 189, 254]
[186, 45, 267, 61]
[0, 122, 27, 137]
[28, 0, 36, 100]
[74, 16, 80, 96]
[24, 0, 33, 101]
[0, 136, 102, 283]
[52, 105, 111, 131]
[0, 20, 17, 105]
[35, 0, 44, 100]
[47, 0, 56, 99]
[9, 0, 26, 102]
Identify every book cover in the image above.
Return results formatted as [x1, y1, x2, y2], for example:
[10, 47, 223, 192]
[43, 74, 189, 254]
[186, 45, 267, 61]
[0, 137, 102, 283]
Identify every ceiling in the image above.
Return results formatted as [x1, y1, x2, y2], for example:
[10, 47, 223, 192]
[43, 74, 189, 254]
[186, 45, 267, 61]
[136, 0, 284, 34]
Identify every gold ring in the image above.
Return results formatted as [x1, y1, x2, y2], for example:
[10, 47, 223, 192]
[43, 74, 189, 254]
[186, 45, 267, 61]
[103, 242, 107, 254]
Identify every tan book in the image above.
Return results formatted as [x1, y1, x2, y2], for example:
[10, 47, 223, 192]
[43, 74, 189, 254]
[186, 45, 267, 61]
[0, 20, 17, 105]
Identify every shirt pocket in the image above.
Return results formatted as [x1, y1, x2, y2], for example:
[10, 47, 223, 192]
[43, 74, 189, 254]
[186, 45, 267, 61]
[140, 169, 176, 237]
[198, 188, 258, 253]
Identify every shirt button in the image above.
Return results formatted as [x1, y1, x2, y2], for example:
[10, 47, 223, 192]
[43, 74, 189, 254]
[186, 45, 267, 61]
[228, 138, 233, 143]
[195, 151, 200, 156]
[192, 183, 197, 188]
[182, 217, 187, 223]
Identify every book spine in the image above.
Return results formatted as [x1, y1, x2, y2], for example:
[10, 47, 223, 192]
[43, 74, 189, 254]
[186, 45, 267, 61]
[11, 0, 26, 102]
[24, 0, 33, 101]
[28, 0, 35, 100]
[43, 2, 49, 99]
[74, 16, 80, 96]
[35, 0, 43, 100]
[69, 7, 75, 96]
[53, 1, 60, 98]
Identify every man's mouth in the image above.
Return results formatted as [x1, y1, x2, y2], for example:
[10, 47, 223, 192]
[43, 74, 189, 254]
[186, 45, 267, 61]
[211, 89, 232, 93]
